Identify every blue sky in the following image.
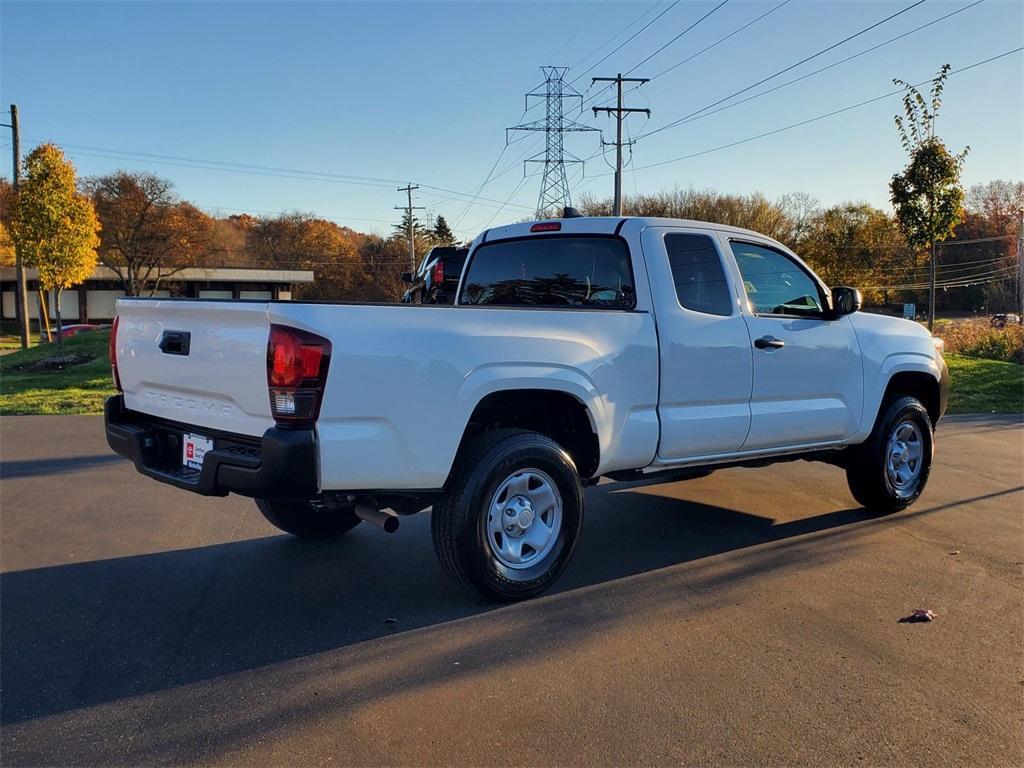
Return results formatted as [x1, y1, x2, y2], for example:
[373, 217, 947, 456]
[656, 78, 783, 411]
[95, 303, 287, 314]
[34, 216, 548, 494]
[2, 0, 1021, 240]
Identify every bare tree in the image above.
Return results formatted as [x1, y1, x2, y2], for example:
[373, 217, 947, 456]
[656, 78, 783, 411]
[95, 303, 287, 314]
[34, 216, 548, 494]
[359, 235, 408, 302]
[86, 172, 214, 295]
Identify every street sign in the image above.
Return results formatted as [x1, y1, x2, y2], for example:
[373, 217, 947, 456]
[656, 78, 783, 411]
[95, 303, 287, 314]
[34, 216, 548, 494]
[903, 303, 916, 320]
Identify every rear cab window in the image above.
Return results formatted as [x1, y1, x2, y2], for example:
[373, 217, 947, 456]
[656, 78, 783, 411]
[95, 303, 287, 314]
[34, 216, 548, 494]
[459, 236, 636, 309]
[664, 233, 733, 316]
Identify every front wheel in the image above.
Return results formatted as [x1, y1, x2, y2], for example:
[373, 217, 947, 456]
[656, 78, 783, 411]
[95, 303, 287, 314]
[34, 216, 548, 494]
[432, 429, 584, 601]
[255, 498, 362, 538]
[846, 396, 934, 514]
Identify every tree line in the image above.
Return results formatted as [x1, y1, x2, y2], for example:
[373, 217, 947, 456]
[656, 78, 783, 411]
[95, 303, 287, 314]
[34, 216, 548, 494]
[0, 153, 462, 306]
[1, 147, 1019, 317]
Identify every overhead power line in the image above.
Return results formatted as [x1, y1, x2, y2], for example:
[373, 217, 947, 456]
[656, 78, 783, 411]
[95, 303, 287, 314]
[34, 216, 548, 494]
[42, 140, 539, 214]
[581, 0, 793, 111]
[550, 0, 611, 61]
[638, 0, 929, 139]
[450, 143, 513, 229]
[835, 236, 1015, 251]
[582, 0, 742, 111]
[197, 203, 398, 226]
[937, 235, 1016, 247]
[863, 267, 1017, 291]
[569, 1, 672, 76]
[626, 0, 731, 75]
[570, 0, 682, 85]
[647, 0, 794, 82]
[46, 142, 403, 186]
[450, 95, 556, 229]
[414, 183, 529, 212]
[635, 0, 988, 135]
[614, 46, 1023, 173]
[481, 175, 532, 229]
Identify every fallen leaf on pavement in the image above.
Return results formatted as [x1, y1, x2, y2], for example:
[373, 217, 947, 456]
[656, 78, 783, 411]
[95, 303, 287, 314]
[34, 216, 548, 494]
[899, 609, 937, 623]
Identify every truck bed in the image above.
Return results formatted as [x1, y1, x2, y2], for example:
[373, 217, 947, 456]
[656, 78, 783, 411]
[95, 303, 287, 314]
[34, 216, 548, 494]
[114, 298, 661, 490]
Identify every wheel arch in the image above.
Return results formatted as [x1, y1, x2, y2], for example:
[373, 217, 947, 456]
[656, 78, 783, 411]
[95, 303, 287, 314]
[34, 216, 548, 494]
[449, 387, 601, 483]
[876, 363, 943, 427]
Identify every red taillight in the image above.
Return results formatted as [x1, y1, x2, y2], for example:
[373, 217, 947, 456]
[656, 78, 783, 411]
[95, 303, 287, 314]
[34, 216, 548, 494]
[268, 327, 323, 387]
[531, 222, 561, 232]
[109, 316, 122, 392]
[432, 259, 445, 284]
[267, 324, 331, 424]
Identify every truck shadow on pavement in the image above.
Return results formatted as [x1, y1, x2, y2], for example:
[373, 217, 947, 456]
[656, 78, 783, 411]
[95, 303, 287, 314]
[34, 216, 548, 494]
[0, 454, 124, 479]
[1, 481, 1018, 731]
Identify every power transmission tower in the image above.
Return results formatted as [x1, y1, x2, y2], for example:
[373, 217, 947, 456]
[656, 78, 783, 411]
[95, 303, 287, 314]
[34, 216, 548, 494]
[508, 66, 598, 218]
[1, 104, 30, 348]
[395, 184, 424, 274]
[592, 75, 650, 216]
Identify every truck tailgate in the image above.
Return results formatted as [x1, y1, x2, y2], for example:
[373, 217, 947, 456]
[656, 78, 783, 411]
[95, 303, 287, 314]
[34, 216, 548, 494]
[115, 299, 274, 437]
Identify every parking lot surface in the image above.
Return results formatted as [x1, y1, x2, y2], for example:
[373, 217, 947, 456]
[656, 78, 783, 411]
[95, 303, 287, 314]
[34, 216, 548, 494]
[1, 414, 1021, 766]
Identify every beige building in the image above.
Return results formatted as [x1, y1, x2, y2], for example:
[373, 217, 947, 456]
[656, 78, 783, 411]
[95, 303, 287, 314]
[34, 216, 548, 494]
[1, 266, 315, 324]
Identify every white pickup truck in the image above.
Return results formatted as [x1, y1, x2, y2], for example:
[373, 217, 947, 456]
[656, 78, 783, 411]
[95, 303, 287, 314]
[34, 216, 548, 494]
[105, 215, 948, 600]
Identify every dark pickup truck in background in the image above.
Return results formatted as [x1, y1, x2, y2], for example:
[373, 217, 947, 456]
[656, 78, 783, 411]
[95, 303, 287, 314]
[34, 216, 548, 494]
[401, 246, 469, 304]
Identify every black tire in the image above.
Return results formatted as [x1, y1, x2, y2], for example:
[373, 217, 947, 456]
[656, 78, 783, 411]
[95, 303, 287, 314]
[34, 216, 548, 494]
[432, 429, 584, 601]
[255, 498, 362, 538]
[846, 396, 934, 514]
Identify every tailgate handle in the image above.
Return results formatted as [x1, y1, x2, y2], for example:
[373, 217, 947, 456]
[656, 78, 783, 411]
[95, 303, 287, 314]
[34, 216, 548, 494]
[159, 330, 191, 356]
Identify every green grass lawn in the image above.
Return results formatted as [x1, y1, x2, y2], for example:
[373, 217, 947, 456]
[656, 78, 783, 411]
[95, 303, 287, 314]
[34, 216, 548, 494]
[945, 354, 1023, 415]
[0, 331, 1020, 417]
[0, 321, 25, 353]
[0, 329, 116, 415]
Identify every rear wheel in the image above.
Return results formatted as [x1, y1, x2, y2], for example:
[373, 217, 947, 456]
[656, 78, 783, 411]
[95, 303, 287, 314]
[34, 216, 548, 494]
[432, 429, 584, 601]
[255, 498, 362, 538]
[846, 396, 933, 514]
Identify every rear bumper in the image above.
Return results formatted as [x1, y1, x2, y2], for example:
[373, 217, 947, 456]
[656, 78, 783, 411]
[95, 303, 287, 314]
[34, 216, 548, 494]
[103, 395, 318, 498]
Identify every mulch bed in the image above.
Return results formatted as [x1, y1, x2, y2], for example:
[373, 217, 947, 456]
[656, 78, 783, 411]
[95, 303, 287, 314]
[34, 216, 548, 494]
[10, 354, 96, 373]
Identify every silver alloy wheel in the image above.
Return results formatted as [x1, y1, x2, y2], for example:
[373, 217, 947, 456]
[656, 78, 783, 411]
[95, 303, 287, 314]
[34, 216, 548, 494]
[486, 468, 563, 569]
[886, 419, 924, 498]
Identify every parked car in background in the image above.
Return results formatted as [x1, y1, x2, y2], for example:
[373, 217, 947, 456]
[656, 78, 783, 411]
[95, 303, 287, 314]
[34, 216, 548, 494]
[991, 313, 1021, 328]
[57, 323, 109, 338]
[400, 246, 468, 304]
[105, 215, 948, 601]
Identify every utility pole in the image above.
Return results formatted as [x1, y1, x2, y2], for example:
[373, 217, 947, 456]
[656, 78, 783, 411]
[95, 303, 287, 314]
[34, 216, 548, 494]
[592, 75, 649, 216]
[508, 67, 598, 218]
[1, 104, 30, 348]
[1018, 209, 1023, 323]
[395, 184, 424, 275]
[929, 238, 936, 333]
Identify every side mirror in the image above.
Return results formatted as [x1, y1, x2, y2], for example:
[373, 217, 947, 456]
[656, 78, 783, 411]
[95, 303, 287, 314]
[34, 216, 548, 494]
[831, 286, 862, 317]
[400, 272, 414, 284]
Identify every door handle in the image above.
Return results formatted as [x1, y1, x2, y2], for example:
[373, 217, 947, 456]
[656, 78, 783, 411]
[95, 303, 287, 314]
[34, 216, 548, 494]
[754, 335, 785, 350]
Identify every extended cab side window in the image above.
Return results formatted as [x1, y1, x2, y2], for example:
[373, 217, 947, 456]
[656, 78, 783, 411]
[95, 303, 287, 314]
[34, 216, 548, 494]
[459, 236, 636, 309]
[665, 233, 733, 316]
[730, 241, 825, 317]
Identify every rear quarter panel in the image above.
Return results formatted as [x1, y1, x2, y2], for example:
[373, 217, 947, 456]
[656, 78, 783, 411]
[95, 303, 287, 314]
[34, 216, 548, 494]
[269, 302, 660, 490]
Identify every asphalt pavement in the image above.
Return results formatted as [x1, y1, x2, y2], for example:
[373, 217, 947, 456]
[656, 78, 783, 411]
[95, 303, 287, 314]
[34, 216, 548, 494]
[1, 414, 1021, 766]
